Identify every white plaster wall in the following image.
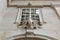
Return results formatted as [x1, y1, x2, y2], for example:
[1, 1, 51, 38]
[2, 7, 60, 40]
[0, 0, 7, 40]
[0, 7, 26, 40]
[3, 7, 60, 40]
[0, 0, 60, 40]
[0, 0, 7, 23]
[34, 7, 60, 39]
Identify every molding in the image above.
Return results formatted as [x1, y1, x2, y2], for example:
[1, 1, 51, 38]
[9, 0, 60, 1]
[5, 34, 57, 40]
[7, 0, 51, 8]
[7, 0, 60, 7]
[7, 5, 51, 8]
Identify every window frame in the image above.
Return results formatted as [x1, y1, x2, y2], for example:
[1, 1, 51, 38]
[20, 8, 41, 26]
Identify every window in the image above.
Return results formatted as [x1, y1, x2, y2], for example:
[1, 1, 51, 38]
[21, 9, 30, 21]
[20, 8, 41, 26]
